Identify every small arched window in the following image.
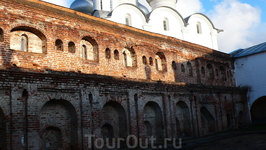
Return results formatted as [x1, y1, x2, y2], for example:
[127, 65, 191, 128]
[142, 56, 147, 65]
[114, 50, 119, 60]
[172, 61, 177, 70]
[68, 42, 75, 53]
[0, 28, 3, 42]
[201, 66, 205, 75]
[110, 0, 113, 10]
[122, 48, 136, 67]
[123, 51, 128, 66]
[21, 34, 28, 52]
[155, 52, 167, 71]
[125, 14, 132, 26]
[105, 48, 111, 59]
[187, 62, 193, 76]
[196, 22, 202, 34]
[100, 0, 103, 10]
[220, 66, 226, 81]
[55, 39, 63, 51]
[82, 45, 87, 59]
[149, 57, 153, 65]
[216, 69, 219, 77]
[207, 64, 214, 79]
[181, 64, 185, 72]
[163, 18, 169, 31]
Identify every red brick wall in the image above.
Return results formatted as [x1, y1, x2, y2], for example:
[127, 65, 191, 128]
[0, 0, 249, 149]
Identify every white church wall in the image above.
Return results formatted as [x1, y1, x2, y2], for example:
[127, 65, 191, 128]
[108, 4, 146, 29]
[148, 7, 184, 40]
[234, 52, 266, 109]
[185, 14, 218, 50]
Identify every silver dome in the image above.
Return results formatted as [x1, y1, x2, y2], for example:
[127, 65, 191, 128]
[138, 2, 149, 14]
[70, 0, 94, 14]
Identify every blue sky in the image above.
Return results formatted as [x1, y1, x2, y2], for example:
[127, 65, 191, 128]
[42, 0, 266, 53]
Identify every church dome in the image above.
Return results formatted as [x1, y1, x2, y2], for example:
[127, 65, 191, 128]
[70, 0, 94, 14]
[146, 0, 177, 10]
[138, 2, 149, 14]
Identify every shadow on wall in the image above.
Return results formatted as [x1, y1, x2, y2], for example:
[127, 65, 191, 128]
[40, 99, 78, 150]
[251, 96, 266, 124]
[0, 107, 6, 150]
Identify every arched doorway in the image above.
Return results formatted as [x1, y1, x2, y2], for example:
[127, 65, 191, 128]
[40, 100, 78, 149]
[251, 96, 266, 123]
[200, 107, 215, 135]
[0, 107, 6, 150]
[144, 102, 164, 141]
[176, 101, 191, 137]
[101, 101, 127, 138]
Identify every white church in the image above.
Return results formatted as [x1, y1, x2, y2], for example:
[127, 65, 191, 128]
[70, 0, 221, 50]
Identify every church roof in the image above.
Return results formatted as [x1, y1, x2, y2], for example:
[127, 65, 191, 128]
[230, 42, 266, 58]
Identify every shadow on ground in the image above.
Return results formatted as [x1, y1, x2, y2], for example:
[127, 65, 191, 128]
[181, 124, 266, 150]
[120, 124, 266, 150]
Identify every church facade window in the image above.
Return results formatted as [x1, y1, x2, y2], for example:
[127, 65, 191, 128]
[196, 22, 202, 34]
[181, 64, 185, 72]
[142, 56, 147, 64]
[201, 66, 205, 75]
[105, 48, 111, 59]
[55, 39, 63, 51]
[122, 48, 136, 67]
[220, 66, 227, 81]
[125, 14, 131, 26]
[80, 37, 98, 61]
[0, 28, 3, 42]
[114, 50, 119, 60]
[155, 52, 167, 71]
[207, 64, 214, 79]
[187, 62, 193, 76]
[163, 18, 169, 31]
[21, 34, 28, 52]
[68, 42, 76, 53]
[149, 57, 153, 65]
[172, 61, 177, 70]
[82, 45, 87, 59]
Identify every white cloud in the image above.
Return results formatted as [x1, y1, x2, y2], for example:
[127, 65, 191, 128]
[176, 0, 204, 18]
[41, 0, 72, 7]
[208, 0, 264, 53]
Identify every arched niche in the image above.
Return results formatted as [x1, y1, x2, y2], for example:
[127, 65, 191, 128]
[40, 99, 78, 149]
[80, 36, 99, 61]
[200, 107, 215, 135]
[10, 26, 47, 53]
[176, 101, 191, 136]
[251, 96, 266, 124]
[101, 101, 127, 138]
[143, 101, 164, 141]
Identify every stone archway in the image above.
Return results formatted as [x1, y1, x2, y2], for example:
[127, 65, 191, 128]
[200, 107, 215, 135]
[176, 101, 191, 137]
[0, 107, 6, 150]
[101, 101, 127, 138]
[251, 96, 266, 123]
[144, 102, 164, 141]
[40, 100, 78, 150]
